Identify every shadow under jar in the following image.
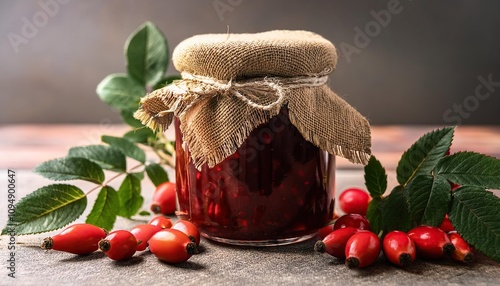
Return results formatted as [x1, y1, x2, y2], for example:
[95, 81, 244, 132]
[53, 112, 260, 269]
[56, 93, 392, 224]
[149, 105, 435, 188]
[175, 107, 336, 246]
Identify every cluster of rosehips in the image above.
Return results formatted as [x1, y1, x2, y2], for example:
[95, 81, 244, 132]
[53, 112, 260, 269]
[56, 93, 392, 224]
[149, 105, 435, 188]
[41, 216, 200, 263]
[314, 187, 474, 269]
[41, 182, 199, 264]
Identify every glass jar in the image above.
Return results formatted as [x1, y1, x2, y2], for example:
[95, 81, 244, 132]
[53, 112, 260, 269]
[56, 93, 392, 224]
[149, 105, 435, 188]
[175, 107, 336, 246]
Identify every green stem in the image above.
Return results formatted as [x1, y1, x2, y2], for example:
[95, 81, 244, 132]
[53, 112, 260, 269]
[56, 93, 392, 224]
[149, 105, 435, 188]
[85, 163, 144, 196]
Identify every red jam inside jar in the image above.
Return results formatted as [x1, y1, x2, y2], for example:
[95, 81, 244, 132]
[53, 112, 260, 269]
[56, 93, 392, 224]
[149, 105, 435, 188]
[175, 108, 335, 246]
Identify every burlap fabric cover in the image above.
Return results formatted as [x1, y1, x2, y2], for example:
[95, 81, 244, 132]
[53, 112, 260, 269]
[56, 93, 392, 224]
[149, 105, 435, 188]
[135, 30, 371, 169]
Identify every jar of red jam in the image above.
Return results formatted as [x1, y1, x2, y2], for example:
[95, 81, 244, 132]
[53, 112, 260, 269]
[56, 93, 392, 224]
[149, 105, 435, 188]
[136, 30, 371, 246]
[175, 108, 336, 245]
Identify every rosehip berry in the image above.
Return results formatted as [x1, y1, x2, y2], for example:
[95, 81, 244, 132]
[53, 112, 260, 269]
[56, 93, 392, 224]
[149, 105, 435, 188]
[407, 225, 455, 260]
[333, 214, 370, 231]
[314, 227, 362, 259]
[438, 214, 455, 233]
[130, 224, 163, 251]
[99, 230, 137, 261]
[172, 220, 201, 246]
[317, 222, 335, 240]
[345, 231, 381, 269]
[339, 187, 370, 215]
[448, 231, 474, 263]
[149, 215, 173, 229]
[149, 229, 197, 264]
[382, 231, 416, 267]
[150, 182, 176, 215]
[41, 223, 107, 255]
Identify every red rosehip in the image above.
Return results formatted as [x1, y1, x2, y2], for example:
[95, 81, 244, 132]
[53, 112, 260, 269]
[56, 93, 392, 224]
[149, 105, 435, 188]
[314, 227, 362, 259]
[149, 215, 173, 229]
[317, 223, 335, 240]
[407, 226, 455, 260]
[151, 182, 176, 215]
[333, 214, 370, 231]
[149, 229, 197, 264]
[41, 223, 107, 255]
[382, 231, 416, 267]
[172, 220, 201, 246]
[99, 230, 137, 261]
[130, 224, 163, 251]
[345, 231, 381, 269]
[339, 187, 370, 215]
[448, 231, 474, 263]
[438, 214, 455, 233]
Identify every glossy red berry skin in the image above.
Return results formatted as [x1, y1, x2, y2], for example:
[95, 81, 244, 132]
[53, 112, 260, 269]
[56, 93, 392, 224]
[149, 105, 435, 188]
[345, 231, 381, 269]
[149, 215, 173, 229]
[99, 230, 137, 261]
[172, 220, 201, 246]
[407, 226, 455, 260]
[314, 227, 362, 259]
[149, 229, 197, 264]
[439, 214, 455, 233]
[130, 224, 163, 251]
[151, 182, 176, 215]
[317, 223, 335, 240]
[382, 231, 416, 267]
[448, 231, 474, 263]
[40, 223, 107, 255]
[333, 214, 370, 231]
[339, 188, 371, 215]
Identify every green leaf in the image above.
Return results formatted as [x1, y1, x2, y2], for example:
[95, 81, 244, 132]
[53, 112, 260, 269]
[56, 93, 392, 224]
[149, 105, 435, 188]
[96, 73, 146, 111]
[130, 171, 145, 181]
[68, 145, 126, 172]
[101, 135, 146, 163]
[86, 186, 119, 231]
[121, 110, 145, 128]
[123, 127, 156, 144]
[450, 187, 500, 261]
[364, 155, 387, 198]
[125, 21, 168, 86]
[117, 174, 144, 218]
[152, 75, 181, 90]
[1, 184, 86, 235]
[34, 157, 105, 184]
[396, 127, 454, 186]
[145, 163, 169, 186]
[435, 151, 500, 189]
[405, 174, 451, 227]
[366, 197, 385, 234]
[138, 211, 151, 216]
[383, 186, 412, 232]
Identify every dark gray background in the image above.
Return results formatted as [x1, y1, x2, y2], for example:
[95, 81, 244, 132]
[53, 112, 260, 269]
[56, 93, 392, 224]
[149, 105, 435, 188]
[1, 0, 499, 125]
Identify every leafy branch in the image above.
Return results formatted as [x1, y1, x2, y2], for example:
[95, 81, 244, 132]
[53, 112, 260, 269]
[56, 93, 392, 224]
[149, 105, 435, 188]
[2, 22, 178, 235]
[364, 126, 500, 262]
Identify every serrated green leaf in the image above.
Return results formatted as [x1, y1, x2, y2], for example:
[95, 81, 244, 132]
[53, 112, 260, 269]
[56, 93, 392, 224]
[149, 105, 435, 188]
[101, 135, 146, 163]
[396, 127, 454, 186]
[34, 157, 105, 184]
[85, 186, 119, 231]
[145, 163, 169, 186]
[366, 197, 385, 234]
[123, 127, 156, 144]
[96, 73, 146, 111]
[364, 155, 387, 198]
[1, 184, 86, 235]
[405, 174, 451, 227]
[125, 22, 168, 86]
[117, 174, 144, 218]
[435, 151, 500, 189]
[383, 186, 412, 232]
[152, 75, 181, 90]
[450, 187, 500, 261]
[68, 145, 126, 172]
[121, 109, 145, 128]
